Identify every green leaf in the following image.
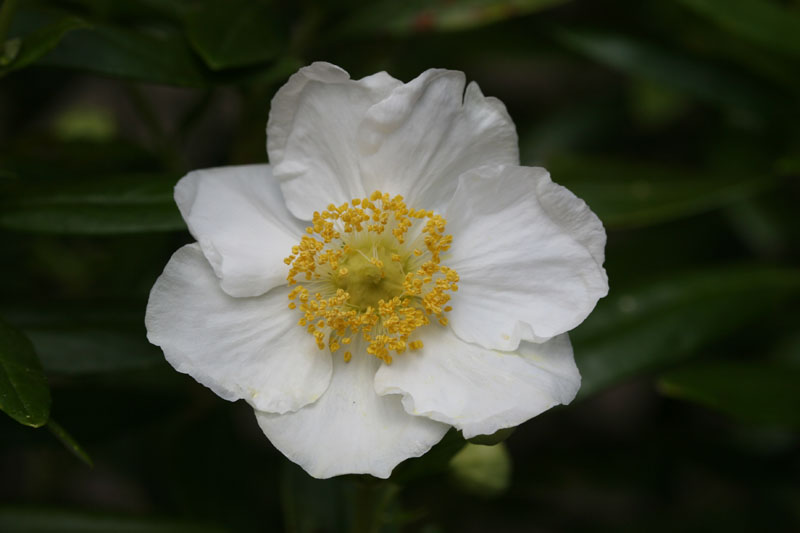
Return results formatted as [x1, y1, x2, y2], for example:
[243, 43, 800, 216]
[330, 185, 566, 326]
[556, 29, 782, 113]
[0, 318, 51, 427]
[391, 428, 467, 483]
[0, 508, 228, 533]
[0, 15, 87, 77]
[573, 268, 800, 398]
[0, 173, 185, 234]
[467, 426, 515, 446]
[47, 418, 93, 467]
[547, 155, 776, 229]
[677, 0, 800, 58]
[37, 23, 207, 86]
[344, 0, 570, 36]
[1, 304, 163, 375]
[184, 0, 282, 70]
[658, 361, 800, 428]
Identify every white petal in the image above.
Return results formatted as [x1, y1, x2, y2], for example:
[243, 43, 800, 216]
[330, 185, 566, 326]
[255, 339, 449, 479]
[358, 71, 519, 211]
[374, 327, 580, 439]
[445, 165, 608, 351]
[174, 164, 304, 298]
[145, 244, 332, 414]
[267, 62, 403, 220]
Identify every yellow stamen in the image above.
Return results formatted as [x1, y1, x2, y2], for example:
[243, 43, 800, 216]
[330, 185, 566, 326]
[284, 191, 458, 364]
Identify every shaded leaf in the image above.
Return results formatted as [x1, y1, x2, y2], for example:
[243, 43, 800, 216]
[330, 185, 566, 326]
[344, 0, 570, 36]
[47, 418, 93, 467]
[467, 426, 515, 446]
[520, 99, 622, 164]
[1, 304, 164, 375]
[548, 155, 776, 229]
[0, 318, 50, 427]
[184, 0, 282, 70]
[0, 508, 228, 533]
[1, 15, 87, 77]
[556, 29, 782, 113]
[659, 361, 800, 428]
[677, 0, 800, 58]
[0, 173, 185, 234]
[37, 23, 207, 86]
[391, 428, 467, 484]
[573, 268, 800, 398]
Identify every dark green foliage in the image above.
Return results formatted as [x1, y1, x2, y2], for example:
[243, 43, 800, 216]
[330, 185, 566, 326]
[1, 0, 799, 531]
[0, 319, 50, 427]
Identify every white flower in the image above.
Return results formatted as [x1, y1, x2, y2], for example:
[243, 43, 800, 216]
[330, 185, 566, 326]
[145, 62, 608, 479]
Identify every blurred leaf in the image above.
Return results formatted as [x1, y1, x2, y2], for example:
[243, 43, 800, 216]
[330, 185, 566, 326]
[573, 267, 800, 398]
[1, 139, 161, 180]
[520, 99, 621, 164]
[1, 304, 163, 375]
[0, 15, 87, 76]
[391, 428, 466, 484]
[344, 0, 570, 35]
[659, 361, 800, 428]
[280, 462, 349, 533]
[556, 29, 782, 114]
[467, 426, 515, 446]
[0, 173, 185, 234]
[37, 23, 207, 86]
[1, 37, 20, 65]
[0, 318, 50, 427]
[184, 0, 282, 70]
[677, 0, 800, 58]
[629, 78, 689, 128]
[548, 155, 776, 229]
[0, 507, 228, 533]
[46, 418, 93, 466]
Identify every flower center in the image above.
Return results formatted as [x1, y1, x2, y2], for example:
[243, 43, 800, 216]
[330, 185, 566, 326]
[284, 191, 458, 364]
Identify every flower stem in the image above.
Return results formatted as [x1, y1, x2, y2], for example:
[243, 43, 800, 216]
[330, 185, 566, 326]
[351, 478, 398, 533]
[0, 0, 21, 48]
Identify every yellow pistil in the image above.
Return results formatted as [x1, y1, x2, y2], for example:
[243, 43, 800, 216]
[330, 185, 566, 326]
[284, 191, 458, 364]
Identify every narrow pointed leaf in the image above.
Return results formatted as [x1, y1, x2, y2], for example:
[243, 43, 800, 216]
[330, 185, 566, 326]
[548, 155, 777, 229]
[573, 268, 800, 398]
[0, 173, 185, 234]
[658, 361, 800, 428]
[556, 29, 782, 113]
[344, 0, 570, 36]
[47, 418, 93, 467]
[677, 0, 800, 58]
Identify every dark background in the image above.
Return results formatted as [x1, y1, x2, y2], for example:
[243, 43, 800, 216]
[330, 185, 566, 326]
[1, 0, 799, 531]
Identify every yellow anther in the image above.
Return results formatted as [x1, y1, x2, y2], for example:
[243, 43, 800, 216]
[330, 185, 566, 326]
[284, 191, 457, 364]
[344, 351, 352, 362]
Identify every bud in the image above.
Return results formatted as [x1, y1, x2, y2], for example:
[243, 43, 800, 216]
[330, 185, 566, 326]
[449, 442, 512, 498]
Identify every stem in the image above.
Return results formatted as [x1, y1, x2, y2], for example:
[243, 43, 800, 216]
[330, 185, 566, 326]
[0, 0, 21, 47]
[351, 479, 399, 533]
